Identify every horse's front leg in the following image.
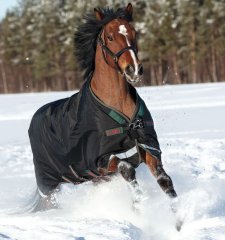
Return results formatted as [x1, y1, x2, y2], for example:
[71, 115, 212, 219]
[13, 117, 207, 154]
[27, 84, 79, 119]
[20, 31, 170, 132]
[117, 161, 137, 186]
[143, 151, 184, 230]
[117, 160, 143, 209]
[143, 151, 177, 198]
[107, 157, 137, 186]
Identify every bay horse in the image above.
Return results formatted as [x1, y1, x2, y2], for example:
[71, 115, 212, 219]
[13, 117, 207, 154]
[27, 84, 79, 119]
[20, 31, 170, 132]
[28, 3, 177, 211]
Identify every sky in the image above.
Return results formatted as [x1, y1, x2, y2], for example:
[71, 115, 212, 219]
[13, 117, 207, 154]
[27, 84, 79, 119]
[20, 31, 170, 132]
[0, 0, 18, 20]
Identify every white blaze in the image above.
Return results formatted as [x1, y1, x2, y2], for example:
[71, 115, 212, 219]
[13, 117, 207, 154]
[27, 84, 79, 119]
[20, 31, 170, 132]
[118, 25, 139, 76]
[118, 25, 128, 36]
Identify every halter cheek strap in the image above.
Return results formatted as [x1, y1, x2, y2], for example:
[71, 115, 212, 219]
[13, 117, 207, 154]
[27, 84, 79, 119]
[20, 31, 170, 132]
[97, 29, 138, 74]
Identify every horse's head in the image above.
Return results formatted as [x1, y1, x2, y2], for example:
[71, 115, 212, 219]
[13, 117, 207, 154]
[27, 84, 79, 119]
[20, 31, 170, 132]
[94, 3, 143, 84]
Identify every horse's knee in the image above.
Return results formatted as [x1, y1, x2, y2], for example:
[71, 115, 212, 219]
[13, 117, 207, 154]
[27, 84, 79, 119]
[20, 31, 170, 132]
[156, 166, 177, 198]
[118, 161, 136, 182]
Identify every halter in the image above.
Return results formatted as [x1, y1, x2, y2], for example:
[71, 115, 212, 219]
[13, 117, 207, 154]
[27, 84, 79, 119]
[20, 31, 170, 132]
[97, 28, 138, 74]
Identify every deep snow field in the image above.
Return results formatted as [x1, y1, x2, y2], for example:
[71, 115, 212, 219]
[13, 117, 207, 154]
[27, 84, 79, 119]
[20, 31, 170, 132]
[0, 82, 225, 240]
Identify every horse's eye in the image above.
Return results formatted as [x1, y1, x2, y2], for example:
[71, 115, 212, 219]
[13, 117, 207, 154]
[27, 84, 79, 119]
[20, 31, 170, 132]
[107, 35, 113, 41]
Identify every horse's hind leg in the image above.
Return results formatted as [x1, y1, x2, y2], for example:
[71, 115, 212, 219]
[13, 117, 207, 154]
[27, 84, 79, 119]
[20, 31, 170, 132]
[31, 188, 58, 212]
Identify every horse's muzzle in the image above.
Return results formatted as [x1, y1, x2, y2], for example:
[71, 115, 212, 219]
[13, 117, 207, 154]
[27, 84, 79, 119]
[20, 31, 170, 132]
[124, 64, 143, 84]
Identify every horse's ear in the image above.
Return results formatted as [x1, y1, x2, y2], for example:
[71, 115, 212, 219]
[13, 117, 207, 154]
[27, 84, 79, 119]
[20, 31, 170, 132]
[125, 3, 133, 17]
[94, 8, 104, 21]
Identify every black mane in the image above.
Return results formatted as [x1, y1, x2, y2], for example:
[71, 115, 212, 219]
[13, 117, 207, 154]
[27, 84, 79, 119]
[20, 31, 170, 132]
[74, 6, 133, 80]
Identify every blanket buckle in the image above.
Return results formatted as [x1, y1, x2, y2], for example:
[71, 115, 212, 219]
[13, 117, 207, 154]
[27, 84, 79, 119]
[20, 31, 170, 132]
[129, 118, 144, 130]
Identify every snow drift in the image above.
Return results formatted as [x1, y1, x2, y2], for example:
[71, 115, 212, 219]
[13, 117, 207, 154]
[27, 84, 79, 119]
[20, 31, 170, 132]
[0, 82, 225, 240]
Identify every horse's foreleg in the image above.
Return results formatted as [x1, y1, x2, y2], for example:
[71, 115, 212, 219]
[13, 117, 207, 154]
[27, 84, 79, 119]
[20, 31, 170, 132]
[118, 161, 143, 209]
[102, 156, 137, 186]
[144, 151, 177, 198]
[144, 151, 183, 230]
[118, 161, 136, 183]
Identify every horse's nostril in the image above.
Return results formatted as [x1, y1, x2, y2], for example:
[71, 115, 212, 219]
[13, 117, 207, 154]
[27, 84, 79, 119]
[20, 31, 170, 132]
[138, 64, 143, 75]
[125, 65, 135, 75]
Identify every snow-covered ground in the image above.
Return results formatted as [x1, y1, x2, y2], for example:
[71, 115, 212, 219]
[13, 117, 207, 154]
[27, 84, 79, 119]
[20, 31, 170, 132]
[0, 82, 225, 240]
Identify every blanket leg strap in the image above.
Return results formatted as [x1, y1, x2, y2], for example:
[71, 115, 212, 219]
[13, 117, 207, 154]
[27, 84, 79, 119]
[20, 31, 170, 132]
[69, 165, 88, 181]
[135, 139, 142, 165]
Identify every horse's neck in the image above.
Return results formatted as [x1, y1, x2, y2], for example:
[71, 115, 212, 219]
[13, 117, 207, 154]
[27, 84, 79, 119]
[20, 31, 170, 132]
[91, 50, 136, 119]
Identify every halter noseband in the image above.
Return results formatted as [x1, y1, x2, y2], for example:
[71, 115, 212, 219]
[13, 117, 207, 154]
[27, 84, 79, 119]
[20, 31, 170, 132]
[97, 28, 138, 74]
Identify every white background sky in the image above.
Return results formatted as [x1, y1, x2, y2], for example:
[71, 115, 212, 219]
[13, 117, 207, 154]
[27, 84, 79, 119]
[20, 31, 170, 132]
[0, 0, 18, 20]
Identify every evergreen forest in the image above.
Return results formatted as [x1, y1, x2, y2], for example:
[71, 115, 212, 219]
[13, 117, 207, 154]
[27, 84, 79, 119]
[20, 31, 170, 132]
[0, 0, 224, 93]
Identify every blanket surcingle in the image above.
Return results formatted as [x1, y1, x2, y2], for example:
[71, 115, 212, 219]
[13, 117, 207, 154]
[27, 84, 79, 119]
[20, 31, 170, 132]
[29, 79, 161, 195]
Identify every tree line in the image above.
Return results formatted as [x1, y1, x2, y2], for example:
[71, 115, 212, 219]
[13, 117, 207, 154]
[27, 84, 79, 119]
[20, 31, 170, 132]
[0, 0, 224, 93]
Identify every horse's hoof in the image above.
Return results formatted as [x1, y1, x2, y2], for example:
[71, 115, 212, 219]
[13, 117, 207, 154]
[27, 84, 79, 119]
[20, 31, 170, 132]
[175, 219, 183, 231]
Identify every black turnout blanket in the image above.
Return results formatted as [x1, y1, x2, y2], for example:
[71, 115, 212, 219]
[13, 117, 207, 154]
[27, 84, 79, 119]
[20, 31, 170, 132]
[29, 79, 161, 195]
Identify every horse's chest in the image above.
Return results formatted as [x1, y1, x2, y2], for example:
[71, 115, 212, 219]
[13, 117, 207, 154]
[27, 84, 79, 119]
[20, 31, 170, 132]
[122, 103, 136, 120]
[111, 101, 136, 120]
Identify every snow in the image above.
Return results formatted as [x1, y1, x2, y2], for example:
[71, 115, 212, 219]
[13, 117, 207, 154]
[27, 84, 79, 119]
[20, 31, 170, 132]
[0, 82, 225, 240]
